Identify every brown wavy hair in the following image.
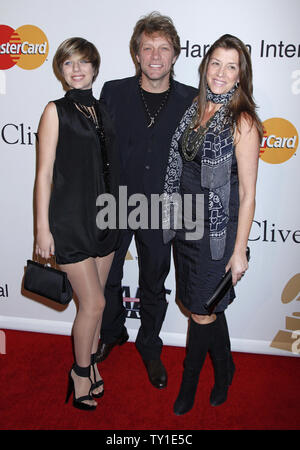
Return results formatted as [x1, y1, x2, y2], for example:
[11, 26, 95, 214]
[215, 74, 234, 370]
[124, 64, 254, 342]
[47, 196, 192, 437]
[130, 11, 181, 76]
[196, 34, 263, 139]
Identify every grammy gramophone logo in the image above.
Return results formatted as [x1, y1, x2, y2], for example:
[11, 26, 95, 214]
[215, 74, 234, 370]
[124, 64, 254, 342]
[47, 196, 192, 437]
[270, 273, 300, 354]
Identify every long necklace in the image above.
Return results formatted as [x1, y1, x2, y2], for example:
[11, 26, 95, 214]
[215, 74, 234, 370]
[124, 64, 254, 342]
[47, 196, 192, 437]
[74, 101, 110, 190]
[139, 78, 171, 128]
[181, 110, 218, 161]
[74, 102, 106, 156]
[75, 103, 100, 130]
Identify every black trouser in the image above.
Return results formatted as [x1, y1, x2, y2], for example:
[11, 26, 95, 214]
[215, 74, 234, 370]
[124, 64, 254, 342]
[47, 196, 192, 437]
[101, 228, 171, 360]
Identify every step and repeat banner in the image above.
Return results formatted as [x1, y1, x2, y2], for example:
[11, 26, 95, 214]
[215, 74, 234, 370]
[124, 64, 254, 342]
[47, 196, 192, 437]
[0, 0, 299, 357]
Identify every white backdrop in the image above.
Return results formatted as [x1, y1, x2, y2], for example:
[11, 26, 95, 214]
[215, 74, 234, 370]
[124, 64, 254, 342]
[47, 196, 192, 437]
[0, 0, 299, 357]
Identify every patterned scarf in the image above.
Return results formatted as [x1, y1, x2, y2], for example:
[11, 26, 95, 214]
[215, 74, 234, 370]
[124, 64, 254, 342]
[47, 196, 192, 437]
[162, 85, 236, 260]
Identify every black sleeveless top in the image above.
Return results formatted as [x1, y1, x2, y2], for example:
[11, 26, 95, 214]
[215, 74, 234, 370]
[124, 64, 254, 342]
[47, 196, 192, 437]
[49, 89, 120, 264]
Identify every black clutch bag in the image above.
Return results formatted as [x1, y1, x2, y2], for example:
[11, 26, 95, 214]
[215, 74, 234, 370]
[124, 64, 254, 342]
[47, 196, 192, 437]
[24, 259, 73, 305]
[204, 247, 250, 315]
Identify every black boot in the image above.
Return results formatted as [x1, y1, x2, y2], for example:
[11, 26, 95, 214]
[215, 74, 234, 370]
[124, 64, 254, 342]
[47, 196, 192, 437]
[173, 365, 201, 416]
[209, 357, 235, 406]
[209, 313, 235, 407]
[173, 318, 215, 415]
[220, 310, 235, 385]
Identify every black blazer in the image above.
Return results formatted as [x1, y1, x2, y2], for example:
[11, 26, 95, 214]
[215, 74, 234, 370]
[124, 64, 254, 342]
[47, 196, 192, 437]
[100, 76, 197, 195]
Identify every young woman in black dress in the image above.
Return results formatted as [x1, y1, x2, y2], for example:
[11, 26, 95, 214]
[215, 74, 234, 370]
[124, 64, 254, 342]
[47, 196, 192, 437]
[35, 38, 119, 410]
[163, 34, 262, 415]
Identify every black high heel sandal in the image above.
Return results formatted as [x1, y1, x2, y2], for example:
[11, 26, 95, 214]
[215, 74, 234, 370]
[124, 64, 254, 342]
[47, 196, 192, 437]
[91, 353, 104, 399]
[65, 363, 97, 411]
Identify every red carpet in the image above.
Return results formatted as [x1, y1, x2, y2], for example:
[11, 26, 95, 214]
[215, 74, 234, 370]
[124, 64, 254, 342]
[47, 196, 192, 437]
[0, 329, 299, 431]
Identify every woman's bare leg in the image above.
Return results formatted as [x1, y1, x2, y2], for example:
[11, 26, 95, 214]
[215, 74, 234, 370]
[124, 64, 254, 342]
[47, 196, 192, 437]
[91, 252, 115, 354]
[191, 313, 216, 324]
[89, 252, 115, 395]
[61, 257, 105, 406]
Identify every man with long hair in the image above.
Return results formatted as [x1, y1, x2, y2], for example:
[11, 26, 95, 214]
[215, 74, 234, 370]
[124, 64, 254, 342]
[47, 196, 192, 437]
[96, 12, 197, 389]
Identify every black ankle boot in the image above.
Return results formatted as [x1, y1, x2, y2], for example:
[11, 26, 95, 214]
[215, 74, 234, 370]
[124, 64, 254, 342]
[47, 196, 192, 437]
[173, 318, 215, 415]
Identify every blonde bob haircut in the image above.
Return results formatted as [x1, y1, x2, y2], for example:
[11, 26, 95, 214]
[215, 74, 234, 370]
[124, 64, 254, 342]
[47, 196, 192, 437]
[53, 37, 101, 83]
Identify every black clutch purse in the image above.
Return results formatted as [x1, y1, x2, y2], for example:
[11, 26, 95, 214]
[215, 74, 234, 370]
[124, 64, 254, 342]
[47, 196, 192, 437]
[204, 247, 250, 315]
[24, 259, 73, 305]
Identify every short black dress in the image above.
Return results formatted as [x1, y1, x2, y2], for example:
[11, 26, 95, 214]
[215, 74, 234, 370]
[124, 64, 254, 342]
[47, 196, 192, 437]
[174, 139, 239, 314]
[49, 89, 120, 265]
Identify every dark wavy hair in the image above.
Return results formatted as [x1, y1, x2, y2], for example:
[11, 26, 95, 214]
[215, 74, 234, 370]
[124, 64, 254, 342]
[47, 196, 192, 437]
[196, 34, 263, 138]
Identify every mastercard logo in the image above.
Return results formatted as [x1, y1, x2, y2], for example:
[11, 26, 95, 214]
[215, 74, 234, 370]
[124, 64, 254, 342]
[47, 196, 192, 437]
[0, 24, 48, 70]
[260, 118, 298, 164]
